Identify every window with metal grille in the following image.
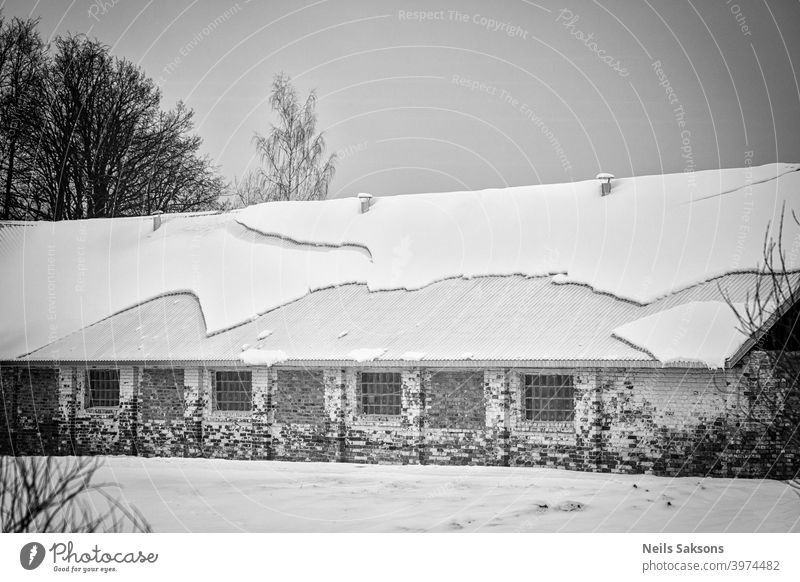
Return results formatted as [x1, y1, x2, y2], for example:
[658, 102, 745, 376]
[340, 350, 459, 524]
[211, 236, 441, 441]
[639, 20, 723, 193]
[359, 372, 402, 416]
[214, 371, 252, 412]
[523, 374, 574, 421]
[86, 369, 120, 408]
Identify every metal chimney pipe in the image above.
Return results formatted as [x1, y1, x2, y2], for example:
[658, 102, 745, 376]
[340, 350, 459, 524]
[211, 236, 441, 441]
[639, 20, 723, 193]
[596, 173, 615, 196]
[357, 192, 373, 213]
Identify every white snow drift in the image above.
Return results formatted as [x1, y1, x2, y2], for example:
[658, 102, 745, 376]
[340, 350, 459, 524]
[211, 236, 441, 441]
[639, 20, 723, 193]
[612, 301, 749, 368]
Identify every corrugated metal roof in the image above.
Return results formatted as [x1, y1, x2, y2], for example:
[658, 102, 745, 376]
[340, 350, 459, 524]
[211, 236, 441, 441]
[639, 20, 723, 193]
[22, 272, 771, 365]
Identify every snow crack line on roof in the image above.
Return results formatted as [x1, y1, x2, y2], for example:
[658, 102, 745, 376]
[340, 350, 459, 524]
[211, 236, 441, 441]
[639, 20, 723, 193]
[234, 219, 373, 261]
[686, 166, 800, 204]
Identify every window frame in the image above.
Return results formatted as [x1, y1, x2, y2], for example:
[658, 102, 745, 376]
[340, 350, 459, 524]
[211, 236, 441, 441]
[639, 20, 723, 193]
[357, 371, 402, 417]
[85, 368, 121, 409]
[212, 370, 253, 413]
[521, 373, 575, 423]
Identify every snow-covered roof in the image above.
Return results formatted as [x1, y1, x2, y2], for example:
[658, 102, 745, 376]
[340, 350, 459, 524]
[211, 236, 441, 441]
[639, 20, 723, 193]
[17, 274, 770, 366]
[3, 163, 800, 368]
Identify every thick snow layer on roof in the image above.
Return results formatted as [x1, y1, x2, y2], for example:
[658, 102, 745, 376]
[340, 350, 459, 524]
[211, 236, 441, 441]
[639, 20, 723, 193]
[239, 163, 800, 304]
[0, 213, 369, 358]
[239, 348, 287, 366]
[348, 348, 386, 362]
[612, 301, 748, 368]
[2, 163, 799, 359]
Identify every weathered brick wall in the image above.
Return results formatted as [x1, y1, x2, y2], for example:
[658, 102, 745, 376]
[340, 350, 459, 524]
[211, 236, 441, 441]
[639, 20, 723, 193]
[0, 366, 59, 455]
[425, 371, 494, 465]
[596, 368, 730, 475]
[138, 368, 185, 456]
[483, 369, 509, 466]
[323, 369, 346, 462]
[272, 369, 333, 462]
[183, 368, 205, 457]
[251, 367, 271, 460]
[714, 352, 799, 478]
[507, 371, 595, 470]
[274, 370, 326, 425]
[198, 368, 254, 460]
[68, 367, 132, 455]
[344, 369, 424, 465]
[118, 367, 138, 456]
[202, 419, 254, 459]
[2, 356, 796, 478]
[58, 365, 181, 456]
[427, 371, 484, 429]
[576, 363, 795, 478]
[141, 368, 184, 420]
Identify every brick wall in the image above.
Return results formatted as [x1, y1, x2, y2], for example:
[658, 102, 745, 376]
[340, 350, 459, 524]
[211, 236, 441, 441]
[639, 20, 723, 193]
[272, 369, 333, 462]
[0, 366, 60, 455]
[344, 369, 423, 465]
[596, 368, 730, 474]
[3, 356, 797, 478]
[507, 371, 595, 470]
[67, 366, 133, 455]
[199, 368, 255, 460]
[427, 371, 484, 429]
[425, 370, 494, 465]
[715, 352, 799, 478]
[138, 368, 185, 456]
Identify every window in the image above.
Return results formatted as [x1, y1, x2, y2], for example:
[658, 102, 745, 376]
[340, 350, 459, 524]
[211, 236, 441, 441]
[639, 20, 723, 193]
[214, 371, 252, 412]
[359, 372, 402, 416]
[86, 369, 120, 408]
[523, 374, 574, 421]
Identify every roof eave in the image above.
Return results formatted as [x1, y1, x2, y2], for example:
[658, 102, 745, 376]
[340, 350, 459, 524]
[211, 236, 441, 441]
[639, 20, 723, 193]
[3, 357, 712, 369]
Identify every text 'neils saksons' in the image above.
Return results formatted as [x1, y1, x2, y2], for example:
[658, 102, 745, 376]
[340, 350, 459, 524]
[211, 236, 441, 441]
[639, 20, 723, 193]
[643, 543, 724, 554]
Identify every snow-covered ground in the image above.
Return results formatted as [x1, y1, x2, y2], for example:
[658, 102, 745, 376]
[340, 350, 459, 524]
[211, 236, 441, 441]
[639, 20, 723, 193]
[88, 457, 800, 533]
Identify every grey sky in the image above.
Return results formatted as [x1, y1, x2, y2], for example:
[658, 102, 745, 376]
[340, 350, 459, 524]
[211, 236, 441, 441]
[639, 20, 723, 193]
[3, 0, 799, 198]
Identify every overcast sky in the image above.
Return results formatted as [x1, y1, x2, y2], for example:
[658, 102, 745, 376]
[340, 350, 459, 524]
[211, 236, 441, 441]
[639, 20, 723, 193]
[3, 0, 800, 198]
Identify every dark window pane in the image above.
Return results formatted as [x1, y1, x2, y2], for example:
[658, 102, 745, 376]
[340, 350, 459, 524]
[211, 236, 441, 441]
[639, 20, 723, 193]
[522, 374, 574, 421]
[359, 372, 401, 415]
[87, 369, 120, 407]
[215, 371, 252, 412]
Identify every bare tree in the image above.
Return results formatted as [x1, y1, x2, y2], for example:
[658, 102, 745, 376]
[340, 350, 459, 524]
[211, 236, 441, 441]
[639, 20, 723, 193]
[0, 31, 225, 221]
[31, 35, 225, 220]
[252, 73, 336, 202]
[0, 15, 45, 220]
[221, 169, 263, 209]
[119, 101, 225, 216]
[1, 456, 150, 533]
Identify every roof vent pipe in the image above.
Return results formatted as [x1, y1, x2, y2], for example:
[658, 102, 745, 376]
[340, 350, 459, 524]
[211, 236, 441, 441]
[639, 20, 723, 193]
[596, 173, 614, 196]
[153, 210, 163, 231]
[357, 192, 373, 214]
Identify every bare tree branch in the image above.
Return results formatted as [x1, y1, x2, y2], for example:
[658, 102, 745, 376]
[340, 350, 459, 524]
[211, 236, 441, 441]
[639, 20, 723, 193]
[1, 456, 151, 533]
[248, 72, 336, 205]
